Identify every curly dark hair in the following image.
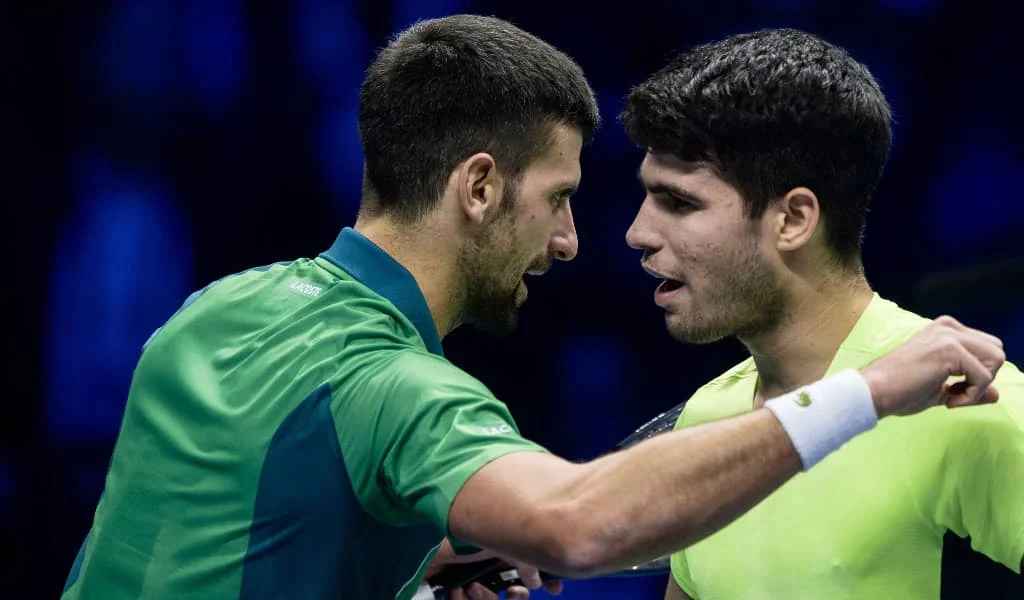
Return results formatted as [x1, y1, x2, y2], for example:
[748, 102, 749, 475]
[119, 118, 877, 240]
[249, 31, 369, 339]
[621, 28, 892, 266]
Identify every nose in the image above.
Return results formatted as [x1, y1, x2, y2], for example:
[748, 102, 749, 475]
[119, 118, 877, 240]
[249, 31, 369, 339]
[625, 199, 656, 251]
[550, 201, 579, 262]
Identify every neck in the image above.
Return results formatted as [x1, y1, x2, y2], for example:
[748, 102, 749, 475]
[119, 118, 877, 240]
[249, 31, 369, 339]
[354, 215, 463, 338]
[745, 270, 874, 407]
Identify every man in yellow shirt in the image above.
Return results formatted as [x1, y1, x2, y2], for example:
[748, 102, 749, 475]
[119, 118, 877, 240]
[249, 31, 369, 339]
[620, 27, 1024, 598]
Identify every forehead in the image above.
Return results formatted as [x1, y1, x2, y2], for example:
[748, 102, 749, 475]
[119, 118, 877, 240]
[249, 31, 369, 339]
[519, 123, 583, 187]
[643, 153, 744, 201]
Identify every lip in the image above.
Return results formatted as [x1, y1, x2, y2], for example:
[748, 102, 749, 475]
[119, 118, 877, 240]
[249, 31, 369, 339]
[654, 279, 686, 307]
[517, 278, 529, 304]
[641, 264, 670, 280]
[525, 262, 551, 277]
[643, 264, 686, 307]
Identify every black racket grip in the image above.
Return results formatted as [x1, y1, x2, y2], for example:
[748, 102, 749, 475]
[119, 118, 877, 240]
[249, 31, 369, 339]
[427, 558, 559, 599]
[428, 558, 503, 592]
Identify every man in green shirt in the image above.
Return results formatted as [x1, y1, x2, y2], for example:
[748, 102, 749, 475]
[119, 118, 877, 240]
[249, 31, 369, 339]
[619, 27, 1024, 599]
[62, 16, 1007, 600]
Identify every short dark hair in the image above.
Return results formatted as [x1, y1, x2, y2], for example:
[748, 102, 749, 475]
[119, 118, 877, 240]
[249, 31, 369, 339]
[358, 15, 600, 222]
[620, 28, 892, 266]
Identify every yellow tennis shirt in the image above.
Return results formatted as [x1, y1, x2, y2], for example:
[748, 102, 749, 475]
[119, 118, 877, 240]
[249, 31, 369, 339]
[671, 294, 1024, 598]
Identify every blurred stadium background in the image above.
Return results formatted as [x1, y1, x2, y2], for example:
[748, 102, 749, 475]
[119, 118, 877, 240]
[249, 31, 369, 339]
[2, 1, 1021, 597]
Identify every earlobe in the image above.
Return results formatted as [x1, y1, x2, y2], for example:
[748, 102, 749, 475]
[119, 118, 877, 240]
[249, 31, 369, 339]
[776, 187, 820, 252]
[458, 153, 498, 224]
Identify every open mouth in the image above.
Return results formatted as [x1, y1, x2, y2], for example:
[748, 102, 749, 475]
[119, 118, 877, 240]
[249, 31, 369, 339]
[658, 278, 684, 293]
[654, 277, 686, 306]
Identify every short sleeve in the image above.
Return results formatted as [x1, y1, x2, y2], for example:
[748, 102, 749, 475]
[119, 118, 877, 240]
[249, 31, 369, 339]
[333, 350, 549, 538]
[926, 374, 1024, 573]
[670, 406, 700, 598]
[670, 549, 698, 597]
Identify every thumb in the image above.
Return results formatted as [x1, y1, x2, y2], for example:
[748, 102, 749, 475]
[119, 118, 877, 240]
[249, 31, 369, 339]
[510, 564, 543, 589]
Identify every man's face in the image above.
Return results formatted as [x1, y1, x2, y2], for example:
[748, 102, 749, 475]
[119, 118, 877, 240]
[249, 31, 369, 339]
[626, 152, 788, 343]
[461, 123, 582, 336]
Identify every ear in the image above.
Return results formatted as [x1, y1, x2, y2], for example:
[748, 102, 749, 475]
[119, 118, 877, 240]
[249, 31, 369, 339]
[774, 186, 821, 253]
[453, 153, 500, 225]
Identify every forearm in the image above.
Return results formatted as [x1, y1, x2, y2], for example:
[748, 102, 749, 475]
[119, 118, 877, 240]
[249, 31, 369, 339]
[451, 322, 1003, 577]
[563, 408, 799, 574]
[449, 408, 800, 578]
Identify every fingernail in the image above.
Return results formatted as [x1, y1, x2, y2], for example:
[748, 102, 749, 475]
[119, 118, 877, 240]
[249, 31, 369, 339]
[467, 586, 481, 600]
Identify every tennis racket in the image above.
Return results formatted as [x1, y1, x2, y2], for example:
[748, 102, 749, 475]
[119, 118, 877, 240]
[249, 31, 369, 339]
[426, 399, 688, 599]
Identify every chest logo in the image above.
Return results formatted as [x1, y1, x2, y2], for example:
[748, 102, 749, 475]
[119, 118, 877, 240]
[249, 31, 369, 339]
[288, 280, 323, 298]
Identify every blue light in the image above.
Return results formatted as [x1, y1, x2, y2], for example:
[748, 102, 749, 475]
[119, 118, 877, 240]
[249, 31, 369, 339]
[591, 87, 636, 158]
[98, 0, 177, 108]
[840, 43, 907, 149]
[182, 0, 246, 113]
[45, 155, 192, 441]
[557, 336, 627, 458]
[318, 106, 364, 216]
[928, 130, 1022, 254]
[557, 574, 668, 599]
[294, 0, 368, 215]
[74, 463, 111, 507]
[391, 0, 469, 31]
[294, 0, 368, 100]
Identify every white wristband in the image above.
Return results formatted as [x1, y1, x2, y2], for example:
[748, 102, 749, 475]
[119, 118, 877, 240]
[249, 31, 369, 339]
[764, 369, 878, 470]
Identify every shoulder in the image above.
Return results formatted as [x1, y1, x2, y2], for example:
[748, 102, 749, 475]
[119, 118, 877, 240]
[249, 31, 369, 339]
[358, 349, 497, 403]
[675, 357, 758, 427]
[845, 296, 932, 356]
[853, 298, 1024, 444]
[895, 359, 1024, 451]
[700, 357, 759, 393]
[961, 359, 1024, 433]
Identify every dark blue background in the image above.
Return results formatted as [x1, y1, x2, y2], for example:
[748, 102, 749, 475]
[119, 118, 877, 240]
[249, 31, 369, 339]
[3, 1, 1022, 597]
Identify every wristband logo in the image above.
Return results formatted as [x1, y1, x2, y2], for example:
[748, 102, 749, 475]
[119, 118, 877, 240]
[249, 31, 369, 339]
[794, 390, 812, 407]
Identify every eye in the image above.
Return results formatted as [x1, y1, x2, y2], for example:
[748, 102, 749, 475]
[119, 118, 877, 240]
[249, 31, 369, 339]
[551, 192, 571, 209]
[661, 194, 695, 214]
[672, 197, 692, 212]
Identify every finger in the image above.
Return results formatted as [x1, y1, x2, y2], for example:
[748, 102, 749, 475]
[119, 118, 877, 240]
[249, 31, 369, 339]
[465, 582, 499, 600]
[945, 380, 1000, 408]
[505, 585, 531, 600]
[964, 326, 1004, 351]
[933, 328, 1003, 383]
[935, 316, 1005, 350]
[448, 588, 468, 600]
[950, 329, 1006, 375]
[543, 579, 564, 594]
[956, 335, 1005, 386]
[942, 347, 996, 407]
[515, 565, 543, 589]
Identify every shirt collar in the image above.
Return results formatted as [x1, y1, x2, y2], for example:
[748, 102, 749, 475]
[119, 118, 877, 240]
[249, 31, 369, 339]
[320, 227, 444, 356]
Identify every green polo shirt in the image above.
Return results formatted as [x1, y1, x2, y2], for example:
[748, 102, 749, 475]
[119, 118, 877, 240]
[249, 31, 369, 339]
[62, 227, 547, 599]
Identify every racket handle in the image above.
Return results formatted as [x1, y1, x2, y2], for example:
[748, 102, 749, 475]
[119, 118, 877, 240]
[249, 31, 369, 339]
[427, 558, 559, 599]
[427, 555, 671, 598]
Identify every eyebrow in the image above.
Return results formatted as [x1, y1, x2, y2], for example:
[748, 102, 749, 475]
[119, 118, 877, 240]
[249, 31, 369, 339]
[636, 168, 708, 204]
